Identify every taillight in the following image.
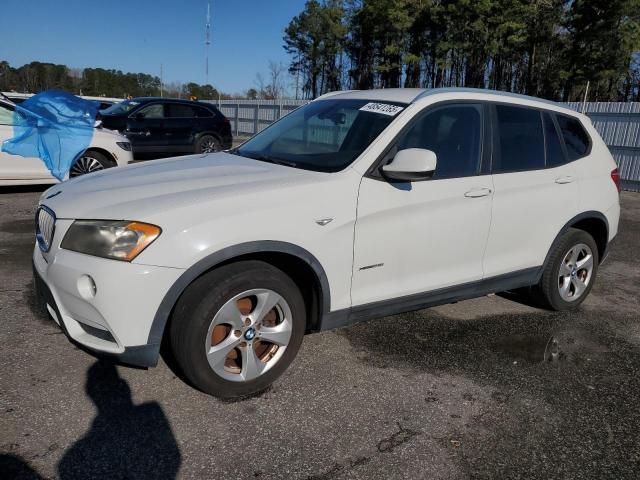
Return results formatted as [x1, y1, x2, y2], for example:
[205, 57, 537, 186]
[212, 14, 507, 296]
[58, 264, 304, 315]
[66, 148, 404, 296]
[611, 168, 621, 193]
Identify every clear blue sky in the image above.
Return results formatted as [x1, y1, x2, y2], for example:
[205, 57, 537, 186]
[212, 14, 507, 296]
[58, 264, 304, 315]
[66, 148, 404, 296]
[1, 0, 307, 93]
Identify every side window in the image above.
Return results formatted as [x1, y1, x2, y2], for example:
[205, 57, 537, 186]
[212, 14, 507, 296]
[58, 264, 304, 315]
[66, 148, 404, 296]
[494, 105, 545, 172]
[195, 106, 213, 118]
[556, 114, 590, 161]
[137, 103, 164, 119]
[543, 112, 566, 168]
[167, 104, 196, 118]
[0, 104, 14, 125]
[397, 104, 482, 179]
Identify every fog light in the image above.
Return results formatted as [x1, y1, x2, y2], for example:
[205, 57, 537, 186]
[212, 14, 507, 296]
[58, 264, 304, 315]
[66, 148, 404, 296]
[77, 275, 97, 300]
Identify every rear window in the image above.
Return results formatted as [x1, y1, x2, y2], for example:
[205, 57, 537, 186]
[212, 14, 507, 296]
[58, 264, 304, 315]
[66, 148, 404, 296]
[195, 106, 214, 117]
[167, 104, 196, 118]
[557, 114, 590, 160]
[494, 105, 545, 173]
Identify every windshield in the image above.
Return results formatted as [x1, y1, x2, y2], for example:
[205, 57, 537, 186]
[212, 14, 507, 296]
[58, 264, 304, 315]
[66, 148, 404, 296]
[235, 99, 406, 172]
[100, 100, 140, 115]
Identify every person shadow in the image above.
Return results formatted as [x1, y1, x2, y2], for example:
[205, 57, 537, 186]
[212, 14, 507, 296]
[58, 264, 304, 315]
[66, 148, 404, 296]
[57, 360, 181, 479]
[0, 453, 44, 480]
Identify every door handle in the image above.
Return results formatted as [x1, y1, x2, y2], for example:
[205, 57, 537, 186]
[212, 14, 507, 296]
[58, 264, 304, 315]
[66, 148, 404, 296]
[555, 175, 575, 184]
[464, 187, 492, 198]
[124, 130, 151, 137]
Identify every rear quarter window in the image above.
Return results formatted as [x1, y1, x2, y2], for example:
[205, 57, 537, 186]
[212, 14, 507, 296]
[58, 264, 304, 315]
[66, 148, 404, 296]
[556, 114, 591, 160]
[195, 106, 214, 118]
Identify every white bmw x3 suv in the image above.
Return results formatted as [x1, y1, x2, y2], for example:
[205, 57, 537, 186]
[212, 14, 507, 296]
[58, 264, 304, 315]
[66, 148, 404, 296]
[32, 88, 620, 398]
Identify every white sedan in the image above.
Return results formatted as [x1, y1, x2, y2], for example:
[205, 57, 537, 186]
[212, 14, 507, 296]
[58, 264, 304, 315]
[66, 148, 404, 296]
[0, 98, 132, 186]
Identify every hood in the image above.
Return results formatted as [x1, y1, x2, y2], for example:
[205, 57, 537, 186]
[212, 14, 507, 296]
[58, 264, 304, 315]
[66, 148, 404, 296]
[93, 126, 128, 141]
[98, 113, 125, 130]
[40, 152, 330, 220]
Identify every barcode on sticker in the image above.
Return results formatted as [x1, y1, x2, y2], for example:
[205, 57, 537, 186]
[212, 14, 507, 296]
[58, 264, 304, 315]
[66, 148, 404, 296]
[359, 103, 404, 116]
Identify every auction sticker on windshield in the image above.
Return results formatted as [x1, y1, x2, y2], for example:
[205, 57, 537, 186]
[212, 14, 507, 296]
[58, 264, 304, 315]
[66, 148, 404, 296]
[359, 102, 404, 116]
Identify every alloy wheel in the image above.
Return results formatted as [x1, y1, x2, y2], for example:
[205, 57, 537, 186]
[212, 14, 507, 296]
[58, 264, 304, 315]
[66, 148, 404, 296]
[205, 289, 293, 382]
[201, 139, 220, 153]
[69, 156, 105, 177]
[558, 243, 594, 302]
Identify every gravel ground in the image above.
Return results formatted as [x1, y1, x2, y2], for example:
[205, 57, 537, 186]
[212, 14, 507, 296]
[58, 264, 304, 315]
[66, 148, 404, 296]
[0, 187, 638, 480]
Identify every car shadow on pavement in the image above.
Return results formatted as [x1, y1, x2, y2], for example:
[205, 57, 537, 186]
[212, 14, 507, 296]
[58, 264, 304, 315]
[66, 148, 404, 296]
[340, 307, 640, 478]
[56, 360, 181, 479]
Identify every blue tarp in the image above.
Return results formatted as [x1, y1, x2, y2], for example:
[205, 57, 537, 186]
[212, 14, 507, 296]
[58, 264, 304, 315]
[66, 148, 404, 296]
[1, 91, 99, 180]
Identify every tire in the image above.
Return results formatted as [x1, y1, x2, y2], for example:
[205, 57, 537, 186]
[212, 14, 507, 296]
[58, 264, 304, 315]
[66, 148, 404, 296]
[195, 134, 222, 154]
[69, 150, 115, 177]
[170, 260, 306, 399]
[535, 228, 599, 311]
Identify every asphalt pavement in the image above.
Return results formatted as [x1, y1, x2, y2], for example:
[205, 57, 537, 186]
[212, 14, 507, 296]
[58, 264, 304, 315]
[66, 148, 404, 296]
[1, 187, 639, 479]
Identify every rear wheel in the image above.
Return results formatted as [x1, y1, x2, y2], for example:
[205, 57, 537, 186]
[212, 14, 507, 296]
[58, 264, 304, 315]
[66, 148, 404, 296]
[170, 260, 306, 399]
[69, 150, 114, 177]
[195, 134, 222, 154]
[535, 228, 599, 311]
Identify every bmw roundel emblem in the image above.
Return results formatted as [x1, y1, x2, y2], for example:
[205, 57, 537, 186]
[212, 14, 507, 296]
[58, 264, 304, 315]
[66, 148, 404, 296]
[244, 328, 256, 341]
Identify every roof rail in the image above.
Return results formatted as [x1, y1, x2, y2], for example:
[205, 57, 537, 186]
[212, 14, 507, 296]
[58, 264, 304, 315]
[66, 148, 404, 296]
[313, 90, 360, 101]
[412, 87, 562, 108]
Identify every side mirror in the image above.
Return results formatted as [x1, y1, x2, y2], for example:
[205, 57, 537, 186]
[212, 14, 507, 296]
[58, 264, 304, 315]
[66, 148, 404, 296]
[381, 148, 437, 182]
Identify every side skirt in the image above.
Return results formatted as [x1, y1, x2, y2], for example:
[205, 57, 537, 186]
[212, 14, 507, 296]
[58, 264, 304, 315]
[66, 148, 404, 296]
[320, 267, 541, 331]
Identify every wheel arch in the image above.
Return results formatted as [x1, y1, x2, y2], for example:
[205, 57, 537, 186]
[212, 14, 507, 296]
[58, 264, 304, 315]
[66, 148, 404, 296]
[148, 241, 331, 348]
[194, 130, 223, 143]
[81, 147, 117, 166]
[540, 211, 609, 279]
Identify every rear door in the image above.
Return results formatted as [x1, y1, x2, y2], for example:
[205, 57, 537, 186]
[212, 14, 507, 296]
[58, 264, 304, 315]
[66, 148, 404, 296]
[164, 103, 197, 153]
[125, 103, 167, 153]
[0, 102, 52, 180]
[483, 104, 578, 277]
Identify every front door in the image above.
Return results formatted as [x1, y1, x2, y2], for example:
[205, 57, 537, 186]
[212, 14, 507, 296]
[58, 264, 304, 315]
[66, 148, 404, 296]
[352, 103, 493, 306]
[125, 103, 167, 154]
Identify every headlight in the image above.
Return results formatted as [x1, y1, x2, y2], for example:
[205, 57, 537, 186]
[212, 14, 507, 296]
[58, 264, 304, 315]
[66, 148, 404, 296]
[116, 141, 132, 151]
[61, 220, 161, 261]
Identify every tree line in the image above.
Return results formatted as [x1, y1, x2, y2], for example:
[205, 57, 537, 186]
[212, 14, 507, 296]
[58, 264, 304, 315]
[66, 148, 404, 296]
[0, 60, 228, 100]
[0, 60, 287, 100]
[284, 0, 640, 101]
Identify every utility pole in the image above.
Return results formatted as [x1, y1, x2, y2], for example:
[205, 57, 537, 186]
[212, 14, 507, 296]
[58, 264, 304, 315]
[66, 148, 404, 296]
[205, 2, 211, 89]
[581, 81, 590, 114]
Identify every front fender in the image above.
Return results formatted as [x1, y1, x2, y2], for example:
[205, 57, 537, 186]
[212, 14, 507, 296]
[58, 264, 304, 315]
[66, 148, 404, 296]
[146, 241, 331, 346]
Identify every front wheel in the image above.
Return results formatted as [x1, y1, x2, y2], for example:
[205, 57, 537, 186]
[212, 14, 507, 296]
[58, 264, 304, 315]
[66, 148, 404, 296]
[69, 150, 115, 177]
[170, 261, 306, 399]
[535, 228, 599, 311]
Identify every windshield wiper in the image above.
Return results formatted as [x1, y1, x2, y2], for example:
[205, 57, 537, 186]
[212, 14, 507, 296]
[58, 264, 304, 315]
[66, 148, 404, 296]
[243, 152, 298, 168]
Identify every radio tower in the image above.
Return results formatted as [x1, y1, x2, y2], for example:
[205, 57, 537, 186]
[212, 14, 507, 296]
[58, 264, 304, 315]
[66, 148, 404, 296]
[205, 2, 211, 87]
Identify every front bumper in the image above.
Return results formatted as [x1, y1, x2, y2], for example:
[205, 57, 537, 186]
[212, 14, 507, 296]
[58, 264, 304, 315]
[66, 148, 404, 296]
[32, 237, 183, 367]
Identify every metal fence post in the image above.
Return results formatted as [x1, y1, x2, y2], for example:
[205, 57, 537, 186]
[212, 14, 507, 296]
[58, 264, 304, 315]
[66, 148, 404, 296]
[254, 104, 259, 135]
[235, 103, 239, 137]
